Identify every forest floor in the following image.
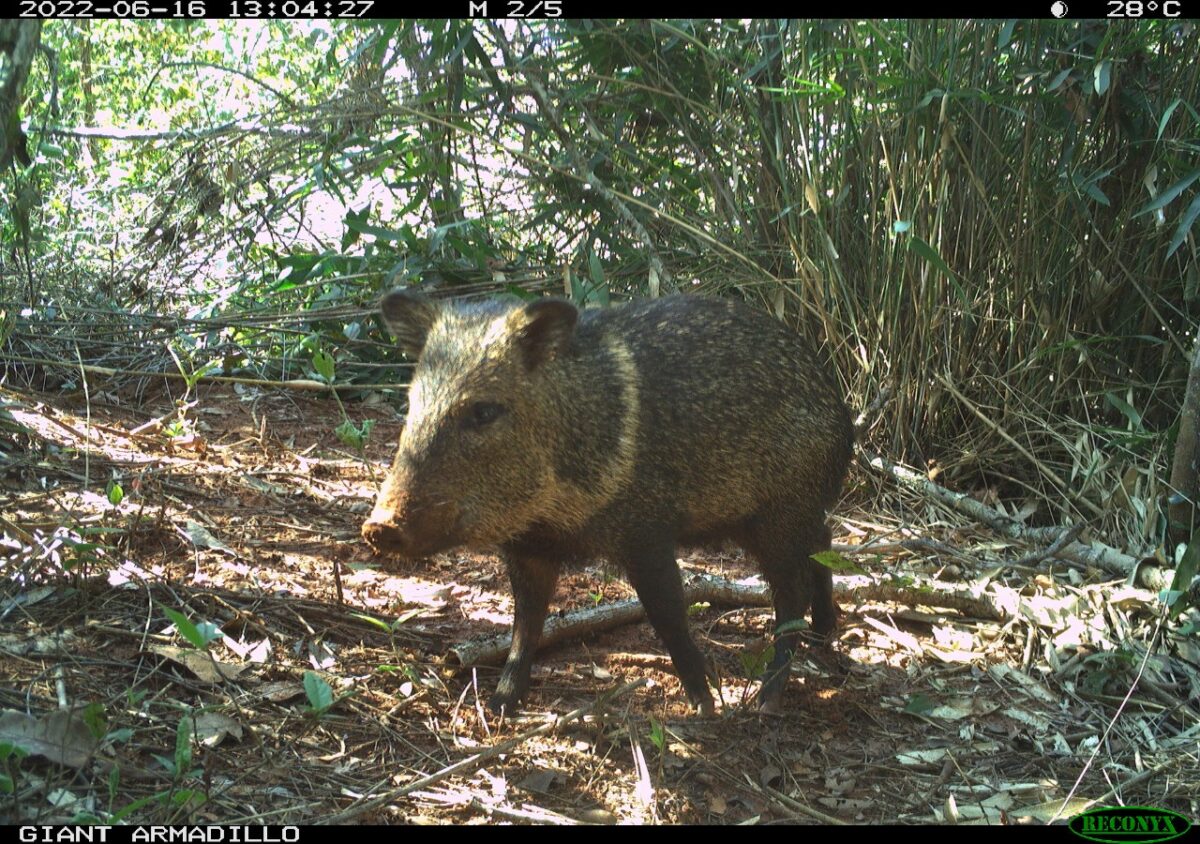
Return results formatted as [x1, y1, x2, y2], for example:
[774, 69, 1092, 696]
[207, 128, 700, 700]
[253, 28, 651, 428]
[1, 383, 1194, 825]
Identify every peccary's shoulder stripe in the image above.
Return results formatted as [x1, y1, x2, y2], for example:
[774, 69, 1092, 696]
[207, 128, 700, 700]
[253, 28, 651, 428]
[545, 333, 640, 531]
[603, 336, 639, 498]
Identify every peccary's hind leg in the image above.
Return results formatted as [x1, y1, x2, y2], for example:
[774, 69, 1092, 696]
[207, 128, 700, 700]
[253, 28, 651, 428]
[809, 529, 838, 637]
[746, 515, 836, 714]
[619, 538, 716, 715]
[491, 553, 561, 713]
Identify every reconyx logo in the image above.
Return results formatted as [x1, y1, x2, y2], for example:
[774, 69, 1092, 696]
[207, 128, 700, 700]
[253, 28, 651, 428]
[1069, 807, 1191, 844]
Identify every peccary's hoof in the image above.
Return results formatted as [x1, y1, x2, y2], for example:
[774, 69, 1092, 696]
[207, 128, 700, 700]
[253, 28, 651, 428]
[488, 691, 519, 715]
[758, 697, 785, 717]
[696, 699, 717, 718]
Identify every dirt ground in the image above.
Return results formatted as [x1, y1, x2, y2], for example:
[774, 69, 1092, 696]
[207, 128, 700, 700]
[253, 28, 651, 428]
[1, 384, 1194, 825]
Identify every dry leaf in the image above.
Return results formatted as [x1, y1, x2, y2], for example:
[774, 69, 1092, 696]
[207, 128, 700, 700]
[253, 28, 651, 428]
[258, 681, 304, 702]
[148, 644, 247, 684]
[182, 520, 236, 556]
[192, 712, 244, 747]
[0, 708, 100, 768]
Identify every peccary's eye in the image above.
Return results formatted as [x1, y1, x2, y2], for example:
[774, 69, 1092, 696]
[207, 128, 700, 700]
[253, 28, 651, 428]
[465, 401, 504, 429]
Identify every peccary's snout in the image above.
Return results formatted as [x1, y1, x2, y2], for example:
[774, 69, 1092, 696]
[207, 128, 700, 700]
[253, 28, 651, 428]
[360, 515, 408, 555]
[361, 484, 461, 559]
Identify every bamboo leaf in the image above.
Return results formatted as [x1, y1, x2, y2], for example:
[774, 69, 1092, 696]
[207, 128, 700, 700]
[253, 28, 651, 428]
[1166, 192, 1200, 259]
[998, 20, 1017, 50]
[1157, 98, 1182, 141]
[1134, 168, 1200, 217]
[1084, 182, 1111, 206]
[909, 236, 957, 280]
[1047, 68, 1073, 92]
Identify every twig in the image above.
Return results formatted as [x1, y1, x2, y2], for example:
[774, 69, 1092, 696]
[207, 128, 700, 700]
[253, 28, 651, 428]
[320, 678, 649, 824]
[0, 354, 407, 391]
[466, 797, 582, 825]
[130, 401, 196, 435]
[853, 385, 893, 440]
[28, 404, 105, 446]
[761, 785, 848, 825]
[1010, 524, 1085, 568]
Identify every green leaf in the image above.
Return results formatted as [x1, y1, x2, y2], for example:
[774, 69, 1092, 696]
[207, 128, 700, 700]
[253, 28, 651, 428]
[110, 793, 157, 823]
[908, 236, 957, 281]
[106, 728, 134, 743]
[1168, 536, 1200, 619]
[1166, 192, 1200, 259]
[169, 788, 206, 808]
[915, 88, 945, 109]
[67, 813, 105, 825]
[1134, 168, 1200, 218]
[334, 418, 373, 450]
[1084, 181, 1110, 206]
[1093, 60, 1111, 96]
[647, 717, 665, 751]
[342, 217, 408, 242]
[304, 671, 335, 714]
[1157, 98, 1182, 141]
[744, 41, 784, 82]
[390, 607, 425, 629]
[1046, 68, 1073, 93]
[811, 549, 868, 576]
[163, 608, 221, 649]
[313, 349, 335, 383]
[164, 608, 205, 649]
[997, 20, 1017, 50]
[1105, 392, 1142, 429]
[740, 644, 772, 679]
[904, 694, 935, 715]
[0, 742, 28, 763]
[342, 206, 368, 251]
[775, 618, 810, 636]
[36, 142, 66, 160]
[174, 716, 193, 777]
[107, 480, 124, 506]
[82, 702, 108, 740]
[350, 612, 392, 633]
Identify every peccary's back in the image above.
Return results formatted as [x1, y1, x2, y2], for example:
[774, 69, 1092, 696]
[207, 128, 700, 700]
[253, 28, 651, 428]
[569, 296, 853, 540]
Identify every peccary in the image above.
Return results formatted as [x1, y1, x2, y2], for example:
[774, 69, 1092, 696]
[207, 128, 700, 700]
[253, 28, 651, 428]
[361, 289, 854, 714]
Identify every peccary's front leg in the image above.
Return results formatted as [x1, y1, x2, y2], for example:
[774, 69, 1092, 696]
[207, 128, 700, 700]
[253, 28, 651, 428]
[490, 553, 561, 713]
[620, 540, 716, 716]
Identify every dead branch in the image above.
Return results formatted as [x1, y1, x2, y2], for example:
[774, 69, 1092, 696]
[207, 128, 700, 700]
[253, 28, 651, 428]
[862, 449, 1139, 576]
[447, 598, 648, 667]
[448, 570, 1030, 670]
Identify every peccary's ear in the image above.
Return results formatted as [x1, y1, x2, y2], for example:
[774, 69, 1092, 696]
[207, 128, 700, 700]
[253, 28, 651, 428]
[512, 298, 578, 370]
[381, 289, 441, 359]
